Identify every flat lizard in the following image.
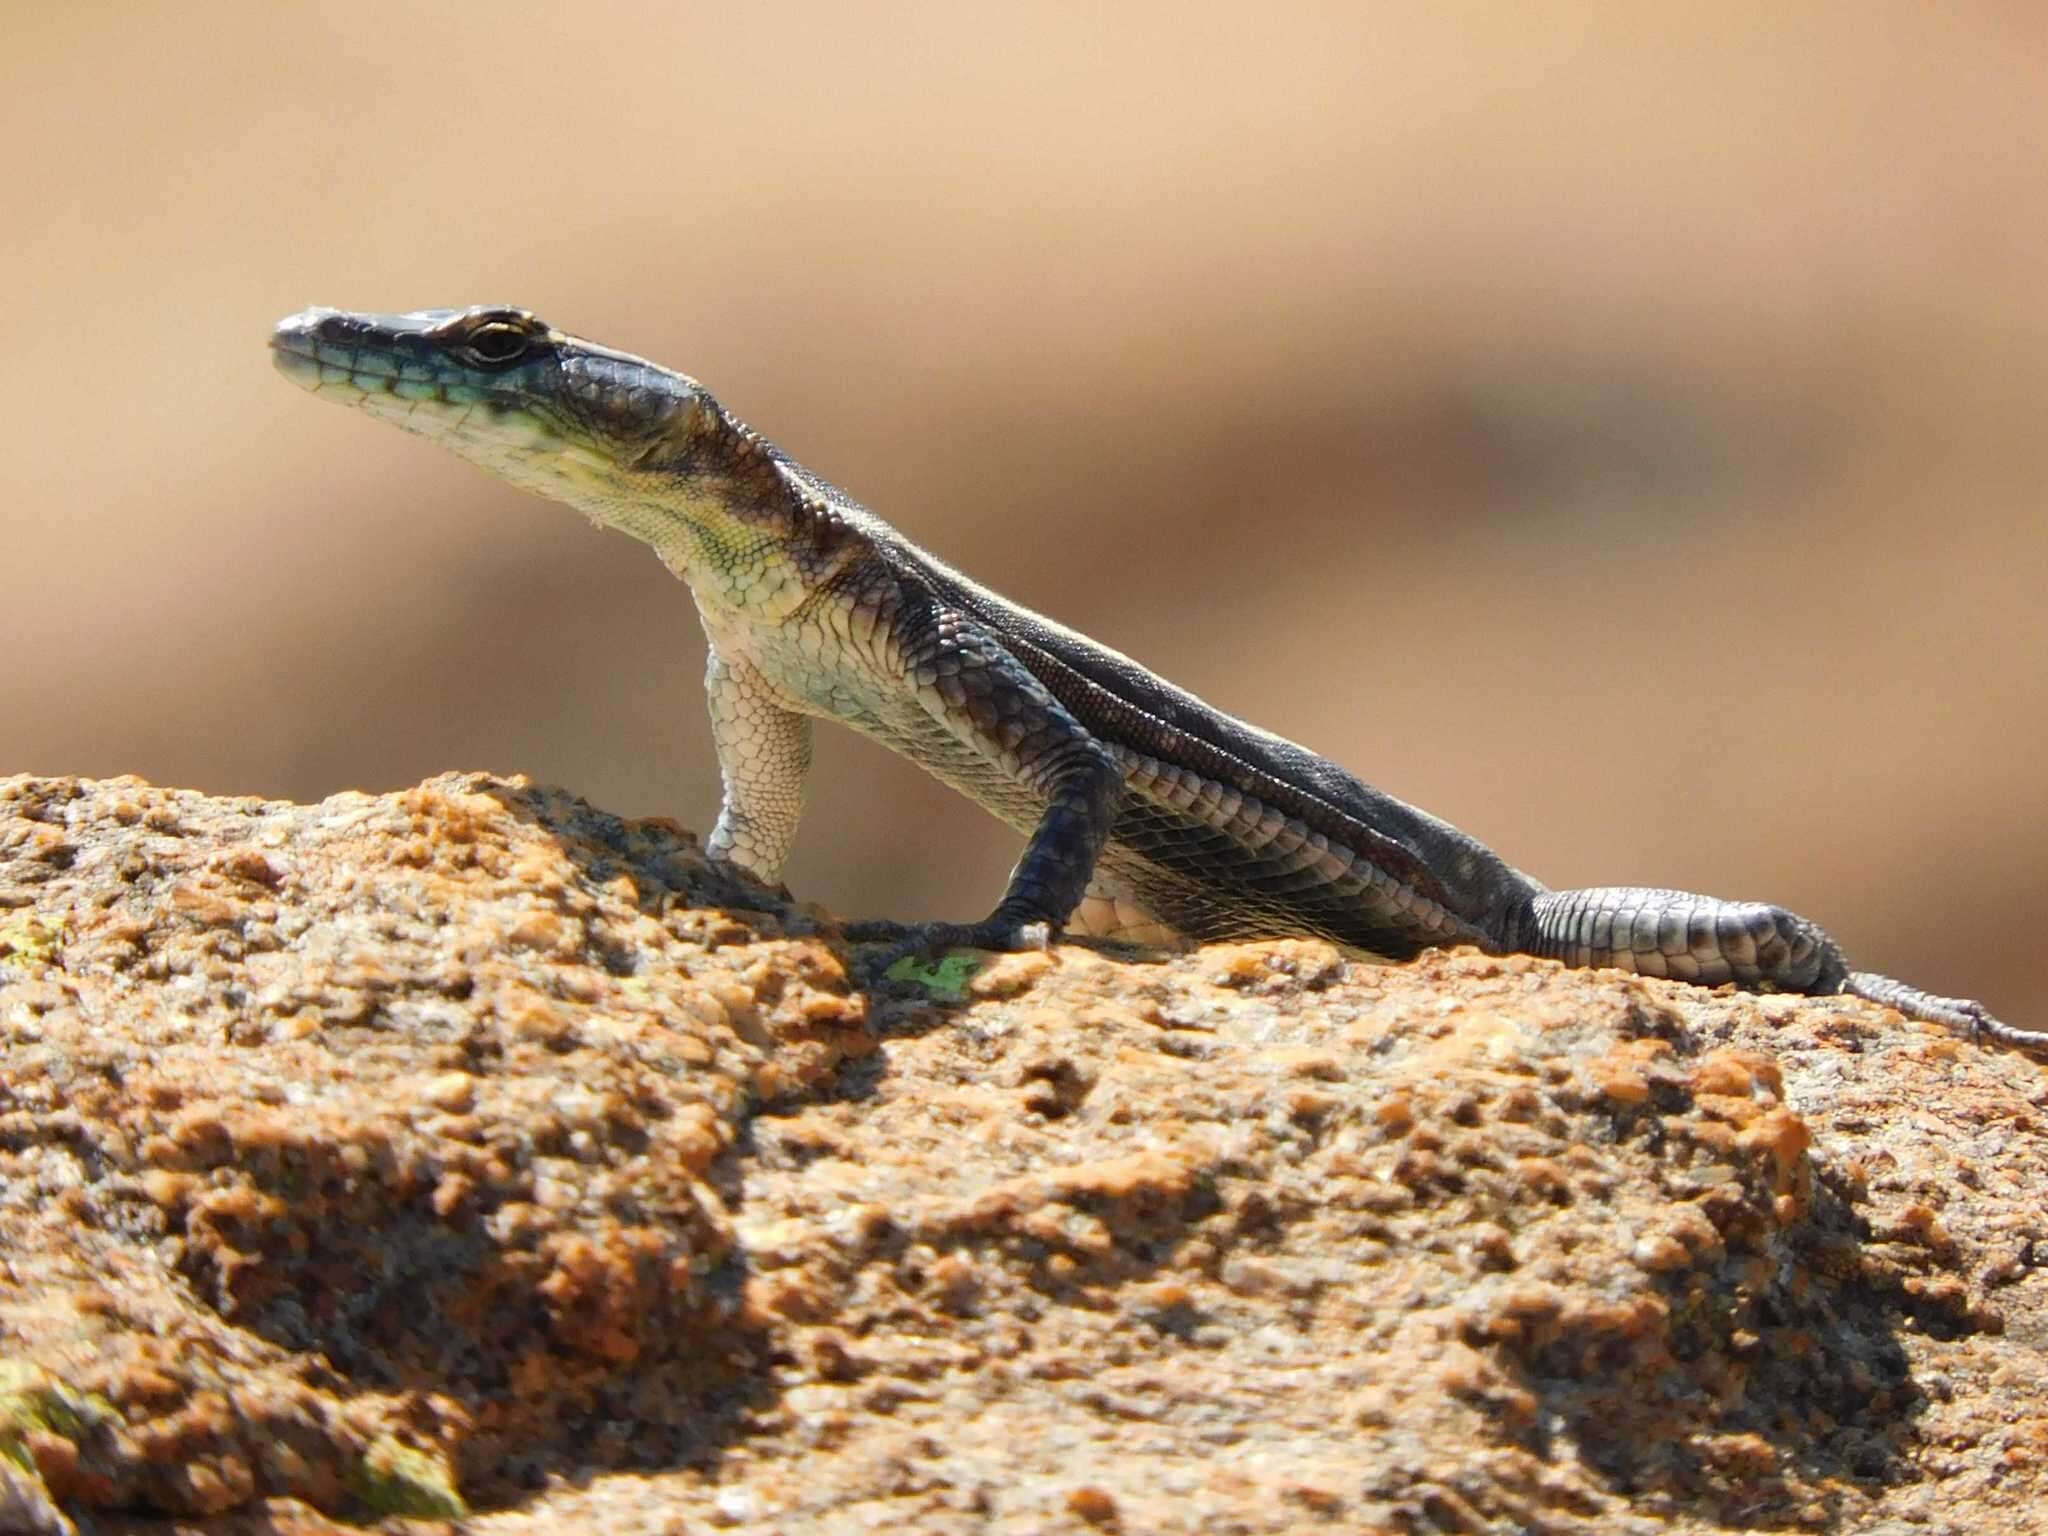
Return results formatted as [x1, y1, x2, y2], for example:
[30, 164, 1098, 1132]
[270, 305, 2041, 1051]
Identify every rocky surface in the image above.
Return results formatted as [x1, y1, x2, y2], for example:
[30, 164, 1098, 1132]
[0, 772, 2042, 1535]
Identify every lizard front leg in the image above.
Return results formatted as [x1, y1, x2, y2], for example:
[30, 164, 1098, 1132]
[1522, 886, 2047, 1050]
[703, 646, 812, 884]
[846, 605, 1122, 967]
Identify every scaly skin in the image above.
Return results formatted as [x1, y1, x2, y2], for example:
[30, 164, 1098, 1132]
[270, 305, 2043, 1051]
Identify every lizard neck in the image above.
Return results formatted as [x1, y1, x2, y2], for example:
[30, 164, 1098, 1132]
[646, 487, 810, 621]
[645, 457, 868, 626]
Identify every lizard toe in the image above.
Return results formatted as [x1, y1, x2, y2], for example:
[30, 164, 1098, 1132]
[850, 917, 1056, 982]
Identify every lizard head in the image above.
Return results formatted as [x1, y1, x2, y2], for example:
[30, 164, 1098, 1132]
[271, 306, 816, 603]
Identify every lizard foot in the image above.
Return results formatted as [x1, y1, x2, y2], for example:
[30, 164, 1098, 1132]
[700, 852, 795, 907]
[844, 917, 1055, 983]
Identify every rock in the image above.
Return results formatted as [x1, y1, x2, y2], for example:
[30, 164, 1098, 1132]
[1, 772, 2043, 1534]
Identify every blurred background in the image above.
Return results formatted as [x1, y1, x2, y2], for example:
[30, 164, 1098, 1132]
[5, 3, 2044, 1019]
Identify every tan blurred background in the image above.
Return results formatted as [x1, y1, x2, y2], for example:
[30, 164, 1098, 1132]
[4, 3, 2044, 1019]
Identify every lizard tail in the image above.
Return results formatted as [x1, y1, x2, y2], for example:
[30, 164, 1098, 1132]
[1842, 971, 2048, 1053]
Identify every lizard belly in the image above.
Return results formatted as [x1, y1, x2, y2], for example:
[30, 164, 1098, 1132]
[846, 703, 1052, 833]
[718, 610, 1054, 835]
[1094, 748, 1488, 955]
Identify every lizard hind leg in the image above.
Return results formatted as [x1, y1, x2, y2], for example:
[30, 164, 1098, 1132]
[1068, 886, 1196, 951]
[1524, 886, 1849, 991]
[1525, 886, 2046, 1052]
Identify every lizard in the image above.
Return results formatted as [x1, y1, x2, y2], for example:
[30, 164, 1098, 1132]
[269, 304, 2042, 1052]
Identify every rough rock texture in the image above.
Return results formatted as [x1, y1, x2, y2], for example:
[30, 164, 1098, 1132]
[1, 773, 2043, 1535]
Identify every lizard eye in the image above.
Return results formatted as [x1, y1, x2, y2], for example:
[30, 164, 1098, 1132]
[454, 321, 536, 368]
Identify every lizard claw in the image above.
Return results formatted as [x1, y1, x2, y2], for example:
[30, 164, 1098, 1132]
[845, 916, 1055, 983]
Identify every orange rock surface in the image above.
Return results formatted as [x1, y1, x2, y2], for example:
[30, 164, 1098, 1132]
[2, 774, 2042, 1533]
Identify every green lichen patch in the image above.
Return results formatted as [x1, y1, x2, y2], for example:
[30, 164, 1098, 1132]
[885, 950, 983, 1001]
[0, 916, 64, 973]
[343, 1436, 467, 1521]
[0, 1359, 113, 1471]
